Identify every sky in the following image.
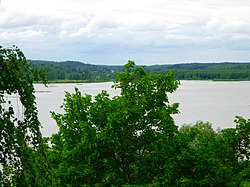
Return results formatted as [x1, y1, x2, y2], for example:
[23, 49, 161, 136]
[1, 0, 250, 65]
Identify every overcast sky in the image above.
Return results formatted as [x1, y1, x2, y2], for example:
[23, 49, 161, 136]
[1, 0, 250, 65]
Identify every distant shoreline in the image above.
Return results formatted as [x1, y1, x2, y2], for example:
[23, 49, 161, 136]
[34, 79, 250, 84]
[30, 60, 250, 82]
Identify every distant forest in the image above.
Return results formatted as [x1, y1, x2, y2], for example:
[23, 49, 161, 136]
[29, 60, 250, 82]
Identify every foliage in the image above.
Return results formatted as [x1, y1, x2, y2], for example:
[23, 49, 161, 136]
[48, 60, 180, 186]
[0, 46, 52, 186]
[166, 120, 250, 186]
[169, 122, 234, 186]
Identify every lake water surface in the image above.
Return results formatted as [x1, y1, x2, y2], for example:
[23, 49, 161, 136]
[34, 81, 250, 137]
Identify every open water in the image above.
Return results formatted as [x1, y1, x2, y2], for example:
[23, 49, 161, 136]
[34, 81, 250, 137]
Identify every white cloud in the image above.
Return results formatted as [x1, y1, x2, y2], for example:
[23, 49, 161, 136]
[0, 30, 46, 42]
[1, 0, 250, 64]
[231, 33, 250, 41]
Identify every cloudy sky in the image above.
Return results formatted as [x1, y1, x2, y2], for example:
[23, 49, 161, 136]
[1, 0, 250, 65]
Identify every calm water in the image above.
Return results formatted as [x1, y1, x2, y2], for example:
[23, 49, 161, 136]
[34, 81, 250, 137]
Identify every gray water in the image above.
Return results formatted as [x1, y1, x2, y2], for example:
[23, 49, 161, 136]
[34, 81, 250, 137]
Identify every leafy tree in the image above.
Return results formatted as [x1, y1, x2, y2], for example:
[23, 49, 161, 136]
[48, 60, 180, 186]
[168, 119, 250, 186]
[171, 122, 230, 186]
[0, 46, 52, 186]
[231, 117, 250, 186]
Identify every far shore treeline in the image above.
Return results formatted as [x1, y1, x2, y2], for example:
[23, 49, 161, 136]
[29, 60, 250, 82]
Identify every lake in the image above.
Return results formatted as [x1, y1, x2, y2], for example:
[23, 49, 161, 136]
[34, 81, 250, 137]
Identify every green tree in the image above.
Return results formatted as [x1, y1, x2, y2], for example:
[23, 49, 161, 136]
[49, 60, 180, 186]
[0, 46, 52, 186]
[169, 122, 230, 186]
[231, 117, 250, 186]
[168, 119, 250, 187]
